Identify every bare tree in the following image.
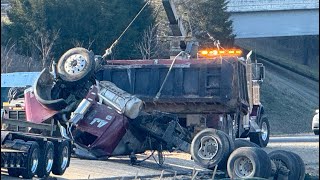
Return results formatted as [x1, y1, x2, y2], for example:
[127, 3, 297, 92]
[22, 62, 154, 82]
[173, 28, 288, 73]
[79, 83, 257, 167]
[136, 23, 160, 60]
[71, 39, 84, 48]
[71, 38, 95, 50]
[1, 39, 15, 73]
[31, 29, 60, 69]
[1, 42, 41, 73]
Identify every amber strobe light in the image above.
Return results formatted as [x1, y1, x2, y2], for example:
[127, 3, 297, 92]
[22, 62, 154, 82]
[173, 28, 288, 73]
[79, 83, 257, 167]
[198, 49, 242, 58]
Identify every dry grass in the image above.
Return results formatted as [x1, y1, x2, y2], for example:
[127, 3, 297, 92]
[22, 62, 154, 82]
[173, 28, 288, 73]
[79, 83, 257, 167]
[1, 45, 42, 73]
[235, 38, 319, 81]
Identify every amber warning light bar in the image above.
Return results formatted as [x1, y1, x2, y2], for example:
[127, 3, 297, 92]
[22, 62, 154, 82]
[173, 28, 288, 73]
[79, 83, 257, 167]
[198, 49, 242, 58]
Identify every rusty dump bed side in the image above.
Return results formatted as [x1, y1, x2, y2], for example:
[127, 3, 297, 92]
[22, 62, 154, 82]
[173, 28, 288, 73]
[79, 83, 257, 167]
[96, 57, 249, 114]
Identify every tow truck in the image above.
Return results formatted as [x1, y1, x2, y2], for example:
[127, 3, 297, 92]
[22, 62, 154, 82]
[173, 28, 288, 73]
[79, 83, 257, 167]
[98, 0, 269, 147]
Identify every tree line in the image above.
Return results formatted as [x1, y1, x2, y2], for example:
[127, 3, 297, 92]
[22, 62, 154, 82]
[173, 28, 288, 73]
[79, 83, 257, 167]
[1, 0, 235, 71]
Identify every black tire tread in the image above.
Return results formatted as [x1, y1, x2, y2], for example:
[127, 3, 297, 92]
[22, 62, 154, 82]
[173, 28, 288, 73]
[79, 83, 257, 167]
[249, 116, 270, 147]
[52, 140, 71, 175]
[290, 151, 305, 180]
[217, 132, 235, 171]
[268, 150, 299, 179]
[21, 141, 40, 179]
[37, 141, 54, 178]
[227, 147, 271, 178]
[234, 138, 260, 149]
[191, 128, 230, 169]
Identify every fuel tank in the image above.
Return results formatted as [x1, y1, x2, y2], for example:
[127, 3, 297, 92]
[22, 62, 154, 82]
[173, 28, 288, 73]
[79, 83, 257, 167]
[98, 81, 143, 119]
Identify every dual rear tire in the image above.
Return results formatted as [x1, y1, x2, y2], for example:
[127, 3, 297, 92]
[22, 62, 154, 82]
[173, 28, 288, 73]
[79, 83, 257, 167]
[6, 140, 71, 178]
[20, 141, 40, 179]
[226, 148, 305, 179]
[227, 147, 272, 178]
[37, 141, 54, 178]
[38, 140, 71, 177]
[191, 129, 273, 179]
[52, 140, 71, 175]
[268, 150, 305, 180]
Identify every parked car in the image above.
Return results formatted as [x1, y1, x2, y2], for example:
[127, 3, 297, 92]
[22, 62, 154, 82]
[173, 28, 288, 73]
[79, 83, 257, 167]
[312, 109, 319, 135]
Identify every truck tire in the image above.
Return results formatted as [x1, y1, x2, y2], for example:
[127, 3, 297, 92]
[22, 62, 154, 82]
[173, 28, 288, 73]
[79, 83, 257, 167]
[8, 168, 21, 177]
[227, 147, 272, 178]
[37, 141, 54, 178]
[291, 152, 305, 180]
[249, 116, 270, 147]
[190, 128, 230, 169]
[234, 139, 260, 149]
[217, 132, 235, 171]
[21, 141, 40, 179]
[268, 150, 299, 179]
[52, 141, 70, 175]
[57, 47, 95, 84]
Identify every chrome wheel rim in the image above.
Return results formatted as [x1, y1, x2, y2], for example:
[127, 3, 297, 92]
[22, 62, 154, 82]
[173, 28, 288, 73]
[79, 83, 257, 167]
[30, 149, 39, 173]
[64, 54, 87, 75]
[261, 122, 268, 141]
[198, 136, 219, 160]
[61, 146, 69, 170]
[234, 156, 254, 177]
[46, 148, 54, 172]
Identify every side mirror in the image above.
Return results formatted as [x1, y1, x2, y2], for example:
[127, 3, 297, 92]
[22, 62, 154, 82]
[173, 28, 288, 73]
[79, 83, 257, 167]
[252, 63, 265, 81]
[246, 50, 252, 61]
[259, 66, 265, 80]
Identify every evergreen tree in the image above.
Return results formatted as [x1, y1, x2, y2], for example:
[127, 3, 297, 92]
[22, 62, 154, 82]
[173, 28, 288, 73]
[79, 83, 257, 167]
[2, 0, 155, 63]
[183, 0, 235, 48]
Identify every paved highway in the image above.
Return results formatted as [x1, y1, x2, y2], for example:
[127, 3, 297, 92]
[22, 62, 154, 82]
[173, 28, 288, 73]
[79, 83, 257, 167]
[1, 135, 319, 179]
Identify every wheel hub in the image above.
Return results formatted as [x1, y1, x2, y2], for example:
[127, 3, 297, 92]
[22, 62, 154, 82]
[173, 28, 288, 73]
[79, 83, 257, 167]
[61, 146, 69, 170]
[198, 136, 219, 160]
[46, 148, 54, 172]
[64, 54, 87, 75]
[234, 156, 254, 177]
[261, 122, 268, 141]
[31, 149, 39, 173]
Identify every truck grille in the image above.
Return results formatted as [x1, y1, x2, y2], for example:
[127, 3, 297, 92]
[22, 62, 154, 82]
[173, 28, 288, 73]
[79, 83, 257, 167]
[9, 111, 26, 120]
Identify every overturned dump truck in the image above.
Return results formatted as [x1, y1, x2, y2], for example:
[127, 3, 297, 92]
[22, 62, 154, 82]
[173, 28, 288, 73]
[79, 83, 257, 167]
[1, 47, 305, 179]
[96, 49, 269, 147]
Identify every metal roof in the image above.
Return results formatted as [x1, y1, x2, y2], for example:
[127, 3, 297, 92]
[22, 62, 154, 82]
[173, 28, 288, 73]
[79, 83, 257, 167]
[1, 72, 41, 87]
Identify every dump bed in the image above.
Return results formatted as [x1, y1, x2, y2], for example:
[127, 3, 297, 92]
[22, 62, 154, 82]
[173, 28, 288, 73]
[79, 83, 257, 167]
[96, 57, 249, 114]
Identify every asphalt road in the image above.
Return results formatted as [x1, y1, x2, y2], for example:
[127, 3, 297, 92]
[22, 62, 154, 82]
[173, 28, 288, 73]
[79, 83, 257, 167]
[1, 135, 319, 180]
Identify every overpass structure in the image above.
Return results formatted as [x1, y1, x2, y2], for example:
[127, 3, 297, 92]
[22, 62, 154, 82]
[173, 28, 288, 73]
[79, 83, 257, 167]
[227, 0, 319, 38]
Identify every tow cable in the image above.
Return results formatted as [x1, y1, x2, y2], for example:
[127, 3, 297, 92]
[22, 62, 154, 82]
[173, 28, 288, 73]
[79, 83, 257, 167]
[102, 0, 151, 58]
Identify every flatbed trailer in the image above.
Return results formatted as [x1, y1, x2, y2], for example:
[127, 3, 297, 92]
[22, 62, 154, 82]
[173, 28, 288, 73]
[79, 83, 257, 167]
[1, 108, 72, 179]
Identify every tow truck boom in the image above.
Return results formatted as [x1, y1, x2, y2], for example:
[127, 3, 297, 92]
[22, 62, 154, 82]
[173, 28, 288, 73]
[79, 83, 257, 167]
[161, 0, 198, 57]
